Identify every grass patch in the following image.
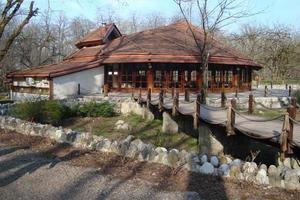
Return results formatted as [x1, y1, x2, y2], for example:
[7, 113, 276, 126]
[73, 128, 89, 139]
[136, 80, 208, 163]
[62, 113, 198, 152]
[253, 108, 286, 119]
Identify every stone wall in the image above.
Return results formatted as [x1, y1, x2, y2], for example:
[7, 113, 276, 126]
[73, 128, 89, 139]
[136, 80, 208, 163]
[0, 115, 299, 190]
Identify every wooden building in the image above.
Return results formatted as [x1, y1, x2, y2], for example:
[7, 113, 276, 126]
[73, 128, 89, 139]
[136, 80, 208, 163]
[7, 21, 261, 100]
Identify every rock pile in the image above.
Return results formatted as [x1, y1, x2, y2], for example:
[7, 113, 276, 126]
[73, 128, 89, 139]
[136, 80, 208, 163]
[0, 115, 300, 191]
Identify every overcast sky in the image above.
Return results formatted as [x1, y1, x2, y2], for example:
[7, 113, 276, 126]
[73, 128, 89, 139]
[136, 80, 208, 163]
[28, 0, 300, 32]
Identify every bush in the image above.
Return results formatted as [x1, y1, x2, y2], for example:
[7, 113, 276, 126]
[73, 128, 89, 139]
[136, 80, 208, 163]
[10, 100, 70, 126]
[78, 102, 115, 117]
[293, 89, 300, 105]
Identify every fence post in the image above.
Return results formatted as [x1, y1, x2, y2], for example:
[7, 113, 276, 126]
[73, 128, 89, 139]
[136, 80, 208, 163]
[184, 89, 190, 102]
[193, 94, 201, 130]
[289, 86, 292, 97]
[77, 83, 81, 96]
[104, 84, 108, 97]
[221, 91, 226, 107]
[159, 89, 164, 112]
[264, 85, 267, 97]
[248, 93, 254, 114]
[285, 84, 288, 90]
[286, 97, 297, 154]
[200, 88, 206, 104]
[227, 98, 236, 136]
[270, 82, 273, 89]
[235, 88, 238, 98]
[172, 91, 179, 117]
[147, 88, 151, 108]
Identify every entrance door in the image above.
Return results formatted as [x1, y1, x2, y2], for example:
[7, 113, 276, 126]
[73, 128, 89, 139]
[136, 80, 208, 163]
[107, 65, 119, 89]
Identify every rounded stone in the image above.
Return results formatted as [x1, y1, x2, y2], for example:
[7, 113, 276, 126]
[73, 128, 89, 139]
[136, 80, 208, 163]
[200, 154, 208, 164]
[199, 162, 214, 175]
[255, 168, 269, 185]
[210, 156, 219, 167]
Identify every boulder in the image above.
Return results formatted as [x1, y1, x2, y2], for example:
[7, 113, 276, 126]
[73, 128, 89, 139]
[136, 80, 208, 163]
[255, 168, 269, 185]
[210, 156, 219, 167]
[198, 125, 223, 156]
[126, 144, 139, 159]
[231, 159, 242, 168]
[115, 120, 131, 131]
[162, 112, 178, 134]
[50, 129, 67, 143]
[120, 101, 154, 121]
[284, 170, 300, 190]
[198, 162, 214, 175]
[268, 165, 280, 187]
[218, 164, 230, 177]
[96, 139, 111, 152]
[178, 150, 190, 165]
[168, 149, 180, 167]
[152, 147, 169, 165]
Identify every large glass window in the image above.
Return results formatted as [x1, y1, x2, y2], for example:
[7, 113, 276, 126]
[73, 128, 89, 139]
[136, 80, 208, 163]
[136, 70, 147, 88]
[215, 70, 221, 88]
[224, 70, 233, 88]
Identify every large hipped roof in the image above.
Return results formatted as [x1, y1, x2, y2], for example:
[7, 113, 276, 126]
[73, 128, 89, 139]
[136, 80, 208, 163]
[7, 21, 261, 78]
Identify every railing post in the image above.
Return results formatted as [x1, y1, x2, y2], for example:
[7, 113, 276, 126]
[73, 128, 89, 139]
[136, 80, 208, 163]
[287, 97, 297, 154]
[137, 88, 142, 103]
[248, 93, 254, 114]
[200, 88, 206, 104]
[172, 91, 179, 117]
[171, 87, 175, 99]
[184, 89, 190, 102]
[227, 98, 236, 136]
[235, 88, 238, 98]
[270, 82, 273, 89]
[221, 91, 226, 107]
[264, 85, 267, 97]
[77, 83, 81, 96]
[193, 94, 201, 130]
[147, 88, 151, 108]
[104, 84, 109, 97]
[159, 89, 164, 112]
[285, 84, 288, 90]
[289, 86, 292, 97]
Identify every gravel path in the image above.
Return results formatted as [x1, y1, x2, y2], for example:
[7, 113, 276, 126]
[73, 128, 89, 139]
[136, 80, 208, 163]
[0, 146, 200, 200]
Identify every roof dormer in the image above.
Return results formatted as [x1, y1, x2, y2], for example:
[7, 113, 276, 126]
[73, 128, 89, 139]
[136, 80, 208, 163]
[75, 23, 122, 49]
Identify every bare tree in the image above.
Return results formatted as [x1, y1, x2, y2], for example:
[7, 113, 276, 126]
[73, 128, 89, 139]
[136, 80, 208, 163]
[173, 0, 259, 100]
[0, 0, 38, 63]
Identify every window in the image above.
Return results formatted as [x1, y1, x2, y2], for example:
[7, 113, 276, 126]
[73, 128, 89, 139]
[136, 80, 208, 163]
[191, 71, 197, 81]
[154, 70, 165, 88]
[215, 70, 221, 88]
[136, 70, 147, 88]
[208, 71, 212, 88]
[121, 68, 133, 88]
[224, 70, 233, 88]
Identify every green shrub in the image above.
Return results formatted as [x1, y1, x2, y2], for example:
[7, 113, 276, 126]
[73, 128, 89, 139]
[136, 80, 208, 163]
[10, 100, 70, 126]
[78, 102, 116, 117]
[293, 89, 300, 105]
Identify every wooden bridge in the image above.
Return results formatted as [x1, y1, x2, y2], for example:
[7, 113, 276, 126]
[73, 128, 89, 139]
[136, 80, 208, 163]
[133, 89, 300, 159]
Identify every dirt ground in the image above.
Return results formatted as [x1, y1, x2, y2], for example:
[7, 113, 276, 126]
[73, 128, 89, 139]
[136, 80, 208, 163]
[0, 130, 299, 200]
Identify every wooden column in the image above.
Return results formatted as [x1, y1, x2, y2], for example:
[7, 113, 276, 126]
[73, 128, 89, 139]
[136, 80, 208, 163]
[221, 91, 226, 107]
[221, 70, 224, 91]
[248, 93, 254, 114]
[147, 88, 151, 108]
[180, 69, 185, 93]
[118, 64, 122, 91]
[184, 89, 190, 102]
[147, 63, 153, 91]
[159, 89, 164, 112]
[227, 98, 236, 136]
[104, 84, 109, 96]
[77, 83, 81, 95]
[172, 92, 179, 117]
[233, 69, 238, 88]
[49, 78, 53, 100]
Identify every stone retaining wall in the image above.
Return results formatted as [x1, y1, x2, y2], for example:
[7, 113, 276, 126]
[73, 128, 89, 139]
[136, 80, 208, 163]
[0, 115, 299, 190]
